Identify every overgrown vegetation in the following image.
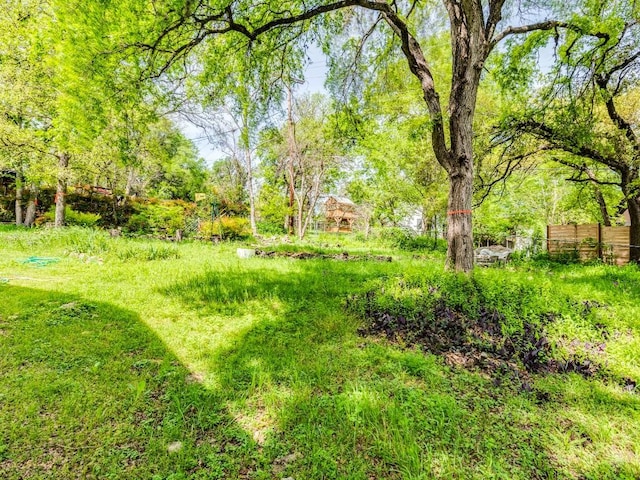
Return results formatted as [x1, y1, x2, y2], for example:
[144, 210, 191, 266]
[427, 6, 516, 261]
[198, 217, 252, 241]
[39, 206, 101, 227]
[0, 228, 638, 479]
[350, 272, 636, 388]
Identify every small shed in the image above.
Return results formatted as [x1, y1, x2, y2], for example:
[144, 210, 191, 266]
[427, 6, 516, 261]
[321, 195, 358, 233]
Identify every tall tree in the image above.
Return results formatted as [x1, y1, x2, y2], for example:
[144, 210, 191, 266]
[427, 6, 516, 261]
[0, 0, 57, 224]
[259, 93, 345, 239]
[115, 0, 607, 271]
[499, 1, 640, 262]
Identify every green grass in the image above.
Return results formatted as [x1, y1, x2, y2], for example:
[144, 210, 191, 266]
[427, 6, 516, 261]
[0, 227, 639, 479]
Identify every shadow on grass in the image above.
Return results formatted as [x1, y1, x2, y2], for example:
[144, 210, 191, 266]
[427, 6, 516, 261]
[0, 285, 262, 479]
[161, 260, 581, 479]
[160, 260, 388, 317]
[5, 258, 637, 479]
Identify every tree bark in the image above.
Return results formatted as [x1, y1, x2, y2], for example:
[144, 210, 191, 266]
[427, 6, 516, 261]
[54, 153, 69, 227]
[24, 198, 36, 227]
[446, 168, 474, 272]
[593, 185, 611, 227]
[15, 171, 24, 226]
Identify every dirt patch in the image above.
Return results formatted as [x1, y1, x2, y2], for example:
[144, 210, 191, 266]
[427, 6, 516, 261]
[357, 294, 618, 389]
[272, 452, 302, 475]
[255, 249, 392, 262]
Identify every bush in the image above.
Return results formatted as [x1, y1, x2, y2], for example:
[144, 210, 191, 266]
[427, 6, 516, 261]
[124, 200, 192, 236]
[379, 227, 445, 252]
[257, 220, 285, 235]
[198, 217, 252, 240]
[38, 206, 101, 227]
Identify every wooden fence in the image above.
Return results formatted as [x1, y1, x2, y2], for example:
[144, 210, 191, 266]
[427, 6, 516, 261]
[547, 224, 631, 265]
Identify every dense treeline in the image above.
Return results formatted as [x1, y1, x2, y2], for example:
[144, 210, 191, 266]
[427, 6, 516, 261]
[0, 0, 637, 264]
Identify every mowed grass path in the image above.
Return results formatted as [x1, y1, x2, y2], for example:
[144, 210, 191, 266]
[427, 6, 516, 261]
[0, 228, 639, 479]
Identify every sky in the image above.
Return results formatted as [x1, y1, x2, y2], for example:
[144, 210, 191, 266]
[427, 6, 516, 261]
[180, 45, 329, 166]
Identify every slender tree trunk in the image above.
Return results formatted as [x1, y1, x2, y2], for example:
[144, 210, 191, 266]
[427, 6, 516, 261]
[245, 147, 257, 236]
[123, 165, 135, 210]
[15, 171, 24, 226]
[54, 153, 69, 227]
[286, 84, 297, 236]
[287, 171, 295, 235]
[593, 185, 612, 226]
[297, 197, 304, 240]
[298, 177, 323, 240]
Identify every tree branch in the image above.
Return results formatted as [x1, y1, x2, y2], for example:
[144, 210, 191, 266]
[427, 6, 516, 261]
[142, 0, 452, 169]
[595, 75, 640, 156]
[491, 20, 610, 49]
[485, 0, 506, 41]
[515, 119, 624, 171]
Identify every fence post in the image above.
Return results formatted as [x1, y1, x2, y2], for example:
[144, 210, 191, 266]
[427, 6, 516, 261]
[546, 225, 550, 253]
[597, 223, 602, 261]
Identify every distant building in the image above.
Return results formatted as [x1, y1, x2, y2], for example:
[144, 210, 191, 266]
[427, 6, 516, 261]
[73, 184, 113, 196]
[316, 195, 358, 233]
[622, 209, 631, 226]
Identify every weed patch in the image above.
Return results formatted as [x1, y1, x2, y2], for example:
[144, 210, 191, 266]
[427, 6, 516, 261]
[255, 249, 392, 262]
[350, 273, 632, 390]
[115, 243, 180, 261]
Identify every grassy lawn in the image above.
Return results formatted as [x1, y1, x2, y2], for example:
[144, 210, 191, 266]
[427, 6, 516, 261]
[0, 227, 639, 479]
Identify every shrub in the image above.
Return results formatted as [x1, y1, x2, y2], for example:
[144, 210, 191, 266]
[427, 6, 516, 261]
[38, 206, 101, 227]
[198, 216, 252, 240]
[257, 220, 285, 235]
[124, 200, 192, 236]
[379, 227, 445, 251]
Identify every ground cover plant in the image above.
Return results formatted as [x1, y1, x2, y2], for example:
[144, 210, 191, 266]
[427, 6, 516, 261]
[0, 227, 639, 479]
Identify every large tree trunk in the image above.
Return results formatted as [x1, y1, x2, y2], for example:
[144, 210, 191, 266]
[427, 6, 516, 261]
[445, 168, 474, 272]
[15, 171, 24, 226]
[54, 153, 69, 227]
[443, 2, 485, 272]
[628, 195, 640, 264]
[388, 0, 486, 272]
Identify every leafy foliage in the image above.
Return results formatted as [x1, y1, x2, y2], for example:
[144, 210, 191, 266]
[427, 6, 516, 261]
[39, 206, 101, 227]
[125, 200, 195, 236]
[199, 217, 252, 240]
